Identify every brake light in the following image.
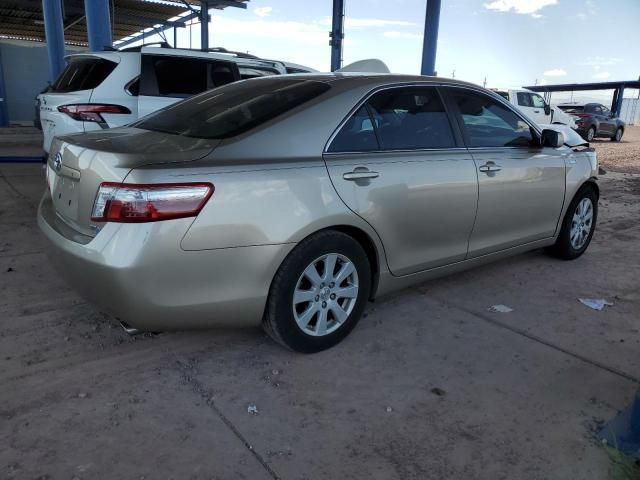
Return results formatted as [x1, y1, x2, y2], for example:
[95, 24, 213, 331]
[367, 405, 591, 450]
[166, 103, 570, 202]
[91, 182, 214, 223]
[58, 104, 131, 123]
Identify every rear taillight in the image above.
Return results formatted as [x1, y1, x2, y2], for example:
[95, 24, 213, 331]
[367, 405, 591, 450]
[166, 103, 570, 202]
[58, 104, 131, 123]
[91, 182, 214, 223]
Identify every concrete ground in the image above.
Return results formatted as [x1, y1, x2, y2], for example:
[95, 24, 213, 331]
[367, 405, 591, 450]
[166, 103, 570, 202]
[1, 145, 639, 478]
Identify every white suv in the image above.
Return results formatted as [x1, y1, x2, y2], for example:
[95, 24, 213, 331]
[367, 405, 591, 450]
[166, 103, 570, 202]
[37, 46, 314, 153]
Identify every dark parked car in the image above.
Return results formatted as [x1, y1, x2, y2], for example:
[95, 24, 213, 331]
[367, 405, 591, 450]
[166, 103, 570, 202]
[558, 103, 625, 142]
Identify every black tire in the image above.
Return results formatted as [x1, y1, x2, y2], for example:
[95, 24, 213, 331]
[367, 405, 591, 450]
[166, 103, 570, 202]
[611, 127, 623, 142]
[548, 185, 598, 260]
[263, 230, 371, 353]
[585, 126, 596, 142]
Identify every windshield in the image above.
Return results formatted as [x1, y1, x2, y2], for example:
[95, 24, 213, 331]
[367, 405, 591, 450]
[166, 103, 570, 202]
[133, 78, 330, 139]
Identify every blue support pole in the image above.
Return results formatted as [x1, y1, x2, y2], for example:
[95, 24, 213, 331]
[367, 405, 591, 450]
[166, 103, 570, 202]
[200, 1, 210, 50]
[42, 0, 66, 82]
[84, 0, 113, 51]
[420, 0, 441, 76]
[330, 0, 345, 71]
[613, 85, 625, 116]
[0, 46, 9, 127]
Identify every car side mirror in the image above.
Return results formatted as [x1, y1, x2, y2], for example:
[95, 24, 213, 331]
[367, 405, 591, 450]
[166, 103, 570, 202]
[544, 104, 551, 116]
[541, 129, 565, 148]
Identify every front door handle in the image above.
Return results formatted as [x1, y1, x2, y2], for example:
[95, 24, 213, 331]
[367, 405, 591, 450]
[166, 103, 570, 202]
[478, 162, 502, 173]
[343, 169, 380, 181]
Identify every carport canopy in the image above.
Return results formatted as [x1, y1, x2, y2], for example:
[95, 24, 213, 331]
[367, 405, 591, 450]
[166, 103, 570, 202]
[0, 0, 248, 46]
[524, 80, 640, 116]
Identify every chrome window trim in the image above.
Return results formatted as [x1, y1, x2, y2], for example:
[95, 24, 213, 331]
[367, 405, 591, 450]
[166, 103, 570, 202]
[323, 81, 543, 155]
[323, 146, 469, 157]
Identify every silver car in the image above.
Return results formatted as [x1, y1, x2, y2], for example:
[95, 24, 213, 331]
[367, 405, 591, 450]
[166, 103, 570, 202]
[38, 74, 599, 352]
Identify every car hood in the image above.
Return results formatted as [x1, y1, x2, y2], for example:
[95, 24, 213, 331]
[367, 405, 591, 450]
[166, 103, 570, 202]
[57, 127, 220, 168]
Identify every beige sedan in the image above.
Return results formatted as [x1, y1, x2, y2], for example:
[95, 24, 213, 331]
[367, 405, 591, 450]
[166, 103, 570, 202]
[38, 75, 599, 352]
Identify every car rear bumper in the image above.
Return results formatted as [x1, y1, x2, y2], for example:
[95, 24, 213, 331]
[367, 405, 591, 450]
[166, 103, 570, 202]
[37, 192, 293, 331]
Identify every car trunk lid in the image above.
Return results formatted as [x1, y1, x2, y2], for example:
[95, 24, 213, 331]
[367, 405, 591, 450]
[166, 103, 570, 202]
[47, 127, 219, 237]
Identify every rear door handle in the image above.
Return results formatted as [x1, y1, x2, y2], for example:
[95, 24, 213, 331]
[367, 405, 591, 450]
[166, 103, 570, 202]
[478, 162, 502, 173]
[343, 170, 380, 181]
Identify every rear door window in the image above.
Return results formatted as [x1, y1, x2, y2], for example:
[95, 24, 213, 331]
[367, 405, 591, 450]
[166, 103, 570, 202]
[327, 106, 379, 153]
[328, 86, 456, 152]
[50, 57, 117, 93]
[367, 87, 455, 150]
[134, 78, 330, 139]
[140, 55, 239, 98]
[516, 92, 532, 107]
[447, 88, 534, 148]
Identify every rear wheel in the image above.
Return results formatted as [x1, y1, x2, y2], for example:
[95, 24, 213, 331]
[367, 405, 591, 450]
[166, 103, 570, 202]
[586, 126, 596, 142]
[548, 186, 597, 260]
[611, 127, 623, 142]
[263, 231, 371, 353]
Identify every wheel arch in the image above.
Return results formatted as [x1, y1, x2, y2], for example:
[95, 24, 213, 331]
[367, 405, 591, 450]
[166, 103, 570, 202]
[581, 177, 600, 199]
[326, 225, 381, 300]
[269, 225, 382, 302]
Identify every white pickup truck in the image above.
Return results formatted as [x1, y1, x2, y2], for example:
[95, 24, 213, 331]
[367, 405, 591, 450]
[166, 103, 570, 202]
[492, 87, 577, 129]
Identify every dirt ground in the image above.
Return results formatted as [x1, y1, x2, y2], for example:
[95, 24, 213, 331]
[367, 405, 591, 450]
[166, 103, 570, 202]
[1, 138, 639, 479]
[592, 125, 640, 174]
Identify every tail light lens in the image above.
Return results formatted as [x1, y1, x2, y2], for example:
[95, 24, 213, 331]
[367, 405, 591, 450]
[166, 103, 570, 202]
[58, 104, 131, 123]
[91, 182, 214, 223]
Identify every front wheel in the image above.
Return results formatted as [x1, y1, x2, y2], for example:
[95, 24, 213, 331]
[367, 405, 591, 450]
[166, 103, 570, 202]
[611, 127, 623, 142]
[263, 230, 371, 353]
[586, 126, 596, 142]
[548, 186, 598, 260]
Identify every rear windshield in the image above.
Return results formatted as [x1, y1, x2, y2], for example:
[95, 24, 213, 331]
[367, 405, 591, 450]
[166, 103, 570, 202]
[558, 105, 584, 113]
[133, 78, 331, 139]
[50, 57, 117, 93]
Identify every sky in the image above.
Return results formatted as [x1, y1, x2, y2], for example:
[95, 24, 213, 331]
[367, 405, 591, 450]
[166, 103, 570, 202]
[123, 0, 639, 101]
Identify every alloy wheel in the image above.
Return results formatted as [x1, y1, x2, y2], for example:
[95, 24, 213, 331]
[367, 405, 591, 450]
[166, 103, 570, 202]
[292, 253, 359, 336]
[570, 197, 593, 250]
[587, 127, 595, 142]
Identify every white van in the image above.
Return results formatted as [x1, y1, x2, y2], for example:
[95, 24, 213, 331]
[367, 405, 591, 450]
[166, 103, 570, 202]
[37, 46, 313, 153]
[492, 87, 577, 129]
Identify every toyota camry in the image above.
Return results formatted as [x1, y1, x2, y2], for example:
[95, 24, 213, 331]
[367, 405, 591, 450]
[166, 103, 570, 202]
[38, 74, 598, 352]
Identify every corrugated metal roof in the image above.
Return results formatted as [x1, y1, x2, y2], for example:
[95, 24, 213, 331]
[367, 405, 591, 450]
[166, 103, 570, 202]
[0, 0, 249, 46]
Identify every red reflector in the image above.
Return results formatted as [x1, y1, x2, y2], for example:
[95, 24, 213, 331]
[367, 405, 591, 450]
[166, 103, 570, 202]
[91, 182, 214, 223]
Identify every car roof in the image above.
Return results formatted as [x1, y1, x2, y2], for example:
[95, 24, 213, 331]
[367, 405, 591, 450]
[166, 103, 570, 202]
[257, 73, 483, 89]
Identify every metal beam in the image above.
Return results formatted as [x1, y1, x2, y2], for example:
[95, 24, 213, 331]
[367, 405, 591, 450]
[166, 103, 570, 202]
[421, 0, 441, 76]
[84, 0, 112, 51]
[0, 46, 9, 127]
[329, 0, 344, 71]
[114, 12, 198, 48]
[42, 0, 66, 82]
[200, 1, 210, 50]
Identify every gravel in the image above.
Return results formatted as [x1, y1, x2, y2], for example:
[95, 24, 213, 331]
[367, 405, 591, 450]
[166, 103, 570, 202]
[590, 125, 640, 174]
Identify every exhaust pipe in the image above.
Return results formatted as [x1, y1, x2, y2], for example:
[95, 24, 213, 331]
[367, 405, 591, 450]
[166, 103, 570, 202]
[119, 321, 140, 335]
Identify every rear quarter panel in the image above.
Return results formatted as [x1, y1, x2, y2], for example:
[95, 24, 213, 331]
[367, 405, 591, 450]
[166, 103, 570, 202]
[124, 160, 387, 258]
